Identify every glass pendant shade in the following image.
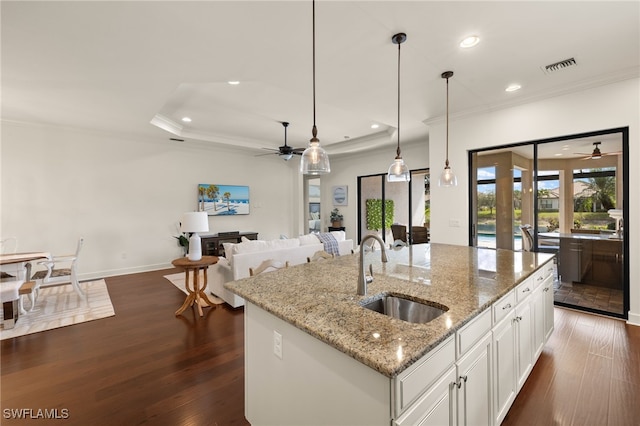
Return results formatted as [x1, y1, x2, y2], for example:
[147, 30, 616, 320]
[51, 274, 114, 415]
[299, 140, 330, 175]
[439, 165, 457, 187]
[387, 158, 410, 182]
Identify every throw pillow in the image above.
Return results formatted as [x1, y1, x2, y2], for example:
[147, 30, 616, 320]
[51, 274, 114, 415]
[299, 233, 321, 246]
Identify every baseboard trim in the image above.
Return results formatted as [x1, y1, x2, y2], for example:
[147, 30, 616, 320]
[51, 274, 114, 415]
[627, 311, 640, 327]
[78, 263, 174, 281]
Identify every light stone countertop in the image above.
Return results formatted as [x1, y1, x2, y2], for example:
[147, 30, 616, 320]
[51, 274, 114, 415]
[225, 243, 555, 378]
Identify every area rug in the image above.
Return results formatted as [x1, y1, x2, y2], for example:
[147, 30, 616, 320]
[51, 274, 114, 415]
[163, 272, 225, 304]
[1, 279, 115, 340]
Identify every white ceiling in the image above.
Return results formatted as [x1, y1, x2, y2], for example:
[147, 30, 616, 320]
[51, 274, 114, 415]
[2, 1, 639, 157]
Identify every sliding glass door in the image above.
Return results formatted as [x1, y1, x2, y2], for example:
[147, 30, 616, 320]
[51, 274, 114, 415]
[469, 128, 628, 319]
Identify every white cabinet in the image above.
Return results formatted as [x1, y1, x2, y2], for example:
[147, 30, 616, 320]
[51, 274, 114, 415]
[531, 284, 546, 359]
[395, 366, 457, 426]
[492, 311, 517, 425]
[393, 337, 455, 418]
[514, 299, 533, 392]
[543, 274, 555, 341]
[455, 333, 493, 426]
[532, 262, 555, 360]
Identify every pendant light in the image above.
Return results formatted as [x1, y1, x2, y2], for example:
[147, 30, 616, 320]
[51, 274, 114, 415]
[387, 33, 410, 183]
[438, 71, 457, 187]
[300, 0, 330, 175]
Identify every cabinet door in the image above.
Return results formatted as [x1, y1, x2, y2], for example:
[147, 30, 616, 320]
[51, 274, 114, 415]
[395, 366, 456, 426]
[456, 333, 492, 426]
[492, 314, 516, 425]
[543, 276, 555, 341]
[531, 285, 546, 360]
[515, 301, 533, 391]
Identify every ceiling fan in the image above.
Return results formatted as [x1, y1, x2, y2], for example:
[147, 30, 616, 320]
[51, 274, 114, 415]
[259, 122, 305, 161]
[574, 141, 622, 160]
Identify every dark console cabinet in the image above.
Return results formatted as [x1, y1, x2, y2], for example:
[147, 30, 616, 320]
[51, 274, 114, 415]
[201, 232, 258, 257]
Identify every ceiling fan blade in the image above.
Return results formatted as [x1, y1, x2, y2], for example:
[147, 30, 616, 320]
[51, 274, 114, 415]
[255, 151, 278, 157]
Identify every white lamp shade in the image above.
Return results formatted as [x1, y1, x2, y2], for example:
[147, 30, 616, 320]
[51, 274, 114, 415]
[299, 142, 330, 175]
[180, 212, 209, 233]
[387, 158, 411, 182]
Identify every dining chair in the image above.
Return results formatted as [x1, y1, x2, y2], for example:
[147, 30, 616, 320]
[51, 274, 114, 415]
[249, 259, 289, 277]
[307, 250, 334, 263]
[520, 225, 534, 252]
[32, 238, 85, 299]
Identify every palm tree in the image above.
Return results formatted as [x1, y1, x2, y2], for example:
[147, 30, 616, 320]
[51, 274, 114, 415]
[585, 174, 615, 211]
[198, 186, 206, 211]
[223, 191, 231, 211]
[206, 185, 219, 211]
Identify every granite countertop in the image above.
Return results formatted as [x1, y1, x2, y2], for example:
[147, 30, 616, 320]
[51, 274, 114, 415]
[225, 243, 555, 378]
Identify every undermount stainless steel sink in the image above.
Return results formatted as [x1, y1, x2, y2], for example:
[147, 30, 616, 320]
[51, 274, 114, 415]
[361, 294, 448, 324]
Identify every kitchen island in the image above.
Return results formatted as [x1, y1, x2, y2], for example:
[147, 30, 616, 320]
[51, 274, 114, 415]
[226, 243, 555, 425]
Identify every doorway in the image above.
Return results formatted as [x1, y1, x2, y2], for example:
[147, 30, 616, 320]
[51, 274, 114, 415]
[357, 169, 430, 246]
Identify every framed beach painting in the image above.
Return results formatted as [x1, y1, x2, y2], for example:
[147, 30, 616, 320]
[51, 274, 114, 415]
[198, 184, 250, 216]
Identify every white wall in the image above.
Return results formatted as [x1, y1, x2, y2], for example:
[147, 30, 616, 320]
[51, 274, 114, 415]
[428, 78, 640, 324]
[1, 121, 299, 279]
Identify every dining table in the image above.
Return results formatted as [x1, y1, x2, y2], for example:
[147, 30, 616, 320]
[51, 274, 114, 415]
[0, 252, 51, 280]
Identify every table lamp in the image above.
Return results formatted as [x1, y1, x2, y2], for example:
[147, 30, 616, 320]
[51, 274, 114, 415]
[180, 212, 209, 261]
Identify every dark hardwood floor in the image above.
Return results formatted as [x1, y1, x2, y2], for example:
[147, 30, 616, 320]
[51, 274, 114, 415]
[2, 269, 639, 425]
[1, 268, 249, 426]
[504, 307, 640, 426]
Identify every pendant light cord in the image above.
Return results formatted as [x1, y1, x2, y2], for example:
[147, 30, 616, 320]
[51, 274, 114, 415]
[445, 75, 449, 167]
[396, 38, 401, 158]
[311, 0, 318, 142]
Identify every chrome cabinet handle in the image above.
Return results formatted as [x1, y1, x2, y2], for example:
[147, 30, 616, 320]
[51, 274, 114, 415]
[502, 303, 512, 310]
[522, 287, 531, 293]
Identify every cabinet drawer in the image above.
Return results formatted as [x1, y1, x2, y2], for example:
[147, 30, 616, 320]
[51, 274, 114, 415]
[493, 290, 515, 324]
[394, 336, 455, 417]
[533, 260, 555, 287]
[515, 277, 534, 304]
[456, 308, 491, 358]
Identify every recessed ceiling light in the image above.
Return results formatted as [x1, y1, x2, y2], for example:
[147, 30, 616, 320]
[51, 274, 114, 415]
[181, 117, 192, 123]
[227, 81, 240, 85]
[505, 84, 521, 92]
[371, 123, 380, 129]
[459, 35, 480, 48]
[554, 153, 563, 157]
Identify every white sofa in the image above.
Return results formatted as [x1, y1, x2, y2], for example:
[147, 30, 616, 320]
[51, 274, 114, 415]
[210, 232, 353, 308]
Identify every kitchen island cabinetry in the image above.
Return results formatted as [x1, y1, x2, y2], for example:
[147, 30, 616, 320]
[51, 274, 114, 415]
[227, 244, 555, 425]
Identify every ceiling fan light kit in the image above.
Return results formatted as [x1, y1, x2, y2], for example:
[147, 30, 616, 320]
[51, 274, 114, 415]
[300, 0, 330, 175]
[590, 141, 602, 160]
[387, 32, 410, 183]
[438, 70, 458, 187]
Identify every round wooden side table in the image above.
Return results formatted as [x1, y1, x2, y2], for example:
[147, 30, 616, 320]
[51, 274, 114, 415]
[171, 255, 218, 317]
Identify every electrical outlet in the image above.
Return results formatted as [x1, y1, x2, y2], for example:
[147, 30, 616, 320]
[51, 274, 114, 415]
[273, 330, 283, 359]
[449, 219, 460, 228]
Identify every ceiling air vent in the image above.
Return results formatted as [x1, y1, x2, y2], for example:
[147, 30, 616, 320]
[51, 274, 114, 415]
[542, 57, 577, 74]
